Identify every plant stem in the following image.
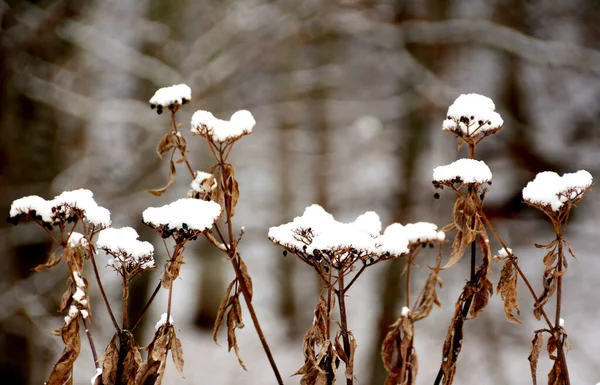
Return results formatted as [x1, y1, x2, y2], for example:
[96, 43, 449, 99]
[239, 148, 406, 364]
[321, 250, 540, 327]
[132, 280, 162, 331]
[89, 250, 120, 331]
[337, 272, 353, 385]
[406, 256, 412, 308]
[555, 234, 571, 385]
[81, 316, 100, 368]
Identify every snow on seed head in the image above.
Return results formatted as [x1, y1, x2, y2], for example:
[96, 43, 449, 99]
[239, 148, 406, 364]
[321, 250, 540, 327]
[9, 195, 54, 224]
[442, 93, 503, 138]
[149, 84, 191, 112]
[96, 227, 154, 272]
[522, 170, 593, 212]
[191, 109, 256, 144]
[433, 159, 492, 185]
[142, 198, 221, 238]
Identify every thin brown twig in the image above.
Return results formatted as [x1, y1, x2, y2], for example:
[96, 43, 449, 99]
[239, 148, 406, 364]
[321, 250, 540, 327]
[337, 272, 353, 385]
[81, 314, 100, 368]
[131, 280, 162, 331]
[88, 246, 120, 331]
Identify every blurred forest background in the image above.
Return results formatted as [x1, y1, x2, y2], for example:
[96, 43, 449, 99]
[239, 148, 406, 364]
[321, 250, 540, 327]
[1, 0, 600, 384]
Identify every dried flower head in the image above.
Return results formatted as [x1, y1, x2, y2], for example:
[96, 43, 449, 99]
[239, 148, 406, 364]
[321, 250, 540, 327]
[522, 170, 593, 216]
[149, 84, 192, 114]
[9, 189, 111, 230]
[442, 93, 503, 140]
[188, 171, 217, 200]
[96, 227, 155, 276]
[142, 198, 221, 241]
[191, 109, 256, 144]
[432, 158, 492, 189]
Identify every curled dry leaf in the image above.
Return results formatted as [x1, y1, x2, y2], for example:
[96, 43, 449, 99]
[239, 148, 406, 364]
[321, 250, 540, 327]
[411, 268, 443, 321]
[211, 164, 239, 217]
[497, 258, 521, 324]
[119, 331, 143, 385]
[34, 250, 62, 272]
[138, 324, 170, 385]
[148, 158, 177, 197]
[238, 257, 253, 300]
[528, 332, 544, 385]
[156, 133, 177, 160]
[226, 293, 247, 370]
[162, 244, 185, 289]
[46, 316, 80, 385]
[100, 335, 118, 385]
[470, 246, 493, 319]
[381, 316, 417, 385]
[170, 332, 184, 373]
[213, 279, 236, 346]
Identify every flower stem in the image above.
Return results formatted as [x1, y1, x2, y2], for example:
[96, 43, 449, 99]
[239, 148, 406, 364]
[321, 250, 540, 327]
[88, 248, 120, 331]
[81, 315, 100, 368]
[555, 234, 571, 385]
[337, 272, 353, 385]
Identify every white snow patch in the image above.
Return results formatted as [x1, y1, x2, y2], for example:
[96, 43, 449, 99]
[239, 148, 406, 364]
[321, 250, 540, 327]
[155, 313, 174, 330]
[9, 195, 54, 223]
[191, 109, 256, 143]
[149, 84, 191, 109]
[142, 198, 221, 232]
[498, 247, 512, 258]
[68, 232, 88, 248]
[64, 305, 79, 324]
[433, 158, 492, 184]
[443, 93, 503, 137]
[522, 170, 593, 211]
[401, 306, 410, 317]
[90, 368, 102, 385]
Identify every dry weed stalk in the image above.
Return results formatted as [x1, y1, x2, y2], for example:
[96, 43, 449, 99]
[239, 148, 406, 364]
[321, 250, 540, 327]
[269, 206, 445, 384]
[432, 94, 592, 385]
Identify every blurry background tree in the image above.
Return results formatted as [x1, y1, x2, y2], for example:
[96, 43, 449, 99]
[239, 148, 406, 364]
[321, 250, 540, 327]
[1, 0, 600, 384]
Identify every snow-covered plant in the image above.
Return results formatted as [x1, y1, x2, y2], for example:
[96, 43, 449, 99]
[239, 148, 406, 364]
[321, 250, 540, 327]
[269, 205, 445, 384]
[431, 93, 593, 385]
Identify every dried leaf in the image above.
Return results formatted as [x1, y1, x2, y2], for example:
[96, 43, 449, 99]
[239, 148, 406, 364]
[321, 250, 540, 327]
[33, 251, 62, 271]
[528, 332, 544, 385]
[497, 259, 521, 323]
[213, 279, 236, 345]
[122, 333, 142, 385]
[238, 257, 253, 300]
[101, 335, 118, 385]
[412, 268, 443, 321]
[382, 316, 415, 384]
[46, 317, 81, 385]
[226, 294, 247, 370]
[60, 286, 74, 312]
[223, 164, 240, 217]
[162, 244, 185, 289]
[547, 335, 557, 359]
[170, 332, 184, 373]
[156, 133, 177, 160]
[148, 159, 176, 197]
[443, 230, 465, 269]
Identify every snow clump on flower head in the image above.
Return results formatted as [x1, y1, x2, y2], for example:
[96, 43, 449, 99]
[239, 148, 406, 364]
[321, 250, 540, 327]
[191, 109, 256, 144]
[149, 84, 192, 114]
[143, 198, 221, 240]
[522, 170, 593, 212]
[96, 227, 155, 273]
[442, 93, 503, 139]
[433, 158, 492, 188]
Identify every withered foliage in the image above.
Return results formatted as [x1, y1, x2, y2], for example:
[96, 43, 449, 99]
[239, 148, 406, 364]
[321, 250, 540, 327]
[496, 255, 521, 324]
[381, 316, 417, 385]
[334, 330, 357, 381]
[212, 163, 239, 217]
[528, 331, 544, 385]
[137, 324, 184, 385]
[96, 331, 143, 385]
[148, 155, 177, 197]
[161, 244, 185, 289]
[46, 317, 80, 385]
[411, 267, 443, 322]
[213, 275, 248, 370]
[294, 293, 338, 384]
[441, 192, 488, 270]
[33, 250, 62, 271]
[533, 239, 562, 320]
[150, 127, 189, 197]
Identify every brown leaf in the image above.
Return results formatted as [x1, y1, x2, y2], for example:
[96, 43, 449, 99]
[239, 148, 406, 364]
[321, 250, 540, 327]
[162, 244, 185, 289]
[64, 246, 84, 275]
[213, 279, 236, 345]
[148, 159, 176, 197]
[170, 331, 184, 373]
[223, 164, 240, 217]
[546, 335, 557, 359]
[156, 133, 177, 160]
[46, 317, 81, 385]
[226, 295, 247, 370]
[470, 258, 494, 319]
[528, 332, 544, 385]
[381, 316, 415, 384]
[412, 268, 443, 321]
[121, 332, 142, 385]
[440, 288, 468, 385]
[33, 251, 62, 272]
[60, 286, 74, 312]
[101, 335, 118, 385]
[150, 328, 170, 363]
[136, 361, 161, 385]
[547, 360, 562, 385]
[497, 259, 521, 324]
[442, 230, 465, 269]
[238, 257, 253, 300]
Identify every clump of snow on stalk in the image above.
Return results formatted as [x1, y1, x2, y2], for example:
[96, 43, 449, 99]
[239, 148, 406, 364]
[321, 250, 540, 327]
[90, 368, 103, 385]
[433, 159, 492, 184]
[68, 232, 88, 248]
[522, 170, 593, 211]
[188, 171, 217, 199]
[497, 247, 512, 258]
[269, 205, 446, 262]
[191, 109, 256, 144]
[143, 198, 221, 238]
[96, 227, 155, 272]
[442, 93, 503, 138]
[9, 189, 111, 229]
[64, 305, 79, 324]
[401, 306, 410, 317]
[73, 271, 86, 288]
[559, 318, 565, 328]
[149, 84, 191, 114]
[73, 287, 88, 306]
[155, 313, 174, 330]
[381, 222, 445, 245]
